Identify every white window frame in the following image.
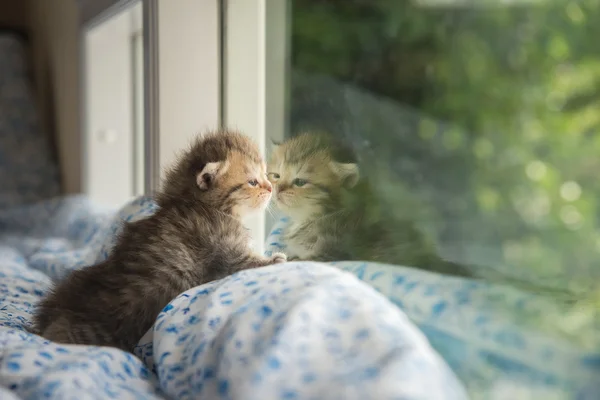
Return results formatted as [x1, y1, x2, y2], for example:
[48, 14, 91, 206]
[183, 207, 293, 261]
[150, 0, 221, 187]
[223, 0, 289, 252]
[81, 0, 141, 209]
[81, 0, 221, 204]
[81, 0, 286, 253]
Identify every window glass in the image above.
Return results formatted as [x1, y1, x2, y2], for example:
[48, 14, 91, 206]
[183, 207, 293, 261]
[266, 0, 600, 394]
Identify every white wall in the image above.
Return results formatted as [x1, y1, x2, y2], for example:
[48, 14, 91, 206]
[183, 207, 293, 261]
[156, 0, 221, 182]
[83, 6, 138, 208]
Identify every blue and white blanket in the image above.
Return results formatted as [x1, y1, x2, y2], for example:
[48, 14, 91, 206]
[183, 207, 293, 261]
[0, 196, 598, 399]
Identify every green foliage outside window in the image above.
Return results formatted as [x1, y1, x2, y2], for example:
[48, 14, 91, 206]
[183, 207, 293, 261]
[291, 0, 600, 346]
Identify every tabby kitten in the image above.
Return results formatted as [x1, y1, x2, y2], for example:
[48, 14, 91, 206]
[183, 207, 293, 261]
[268, 131, 473, 277]
[34, 129, 286, 352]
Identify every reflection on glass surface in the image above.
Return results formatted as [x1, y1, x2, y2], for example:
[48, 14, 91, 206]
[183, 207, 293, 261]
[268, 0, 600, 396]
[285, 0, 600, 287]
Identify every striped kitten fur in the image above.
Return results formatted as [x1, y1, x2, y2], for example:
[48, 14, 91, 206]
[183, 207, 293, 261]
[268, 131, 473, 277]
[33, 129, 286, 352]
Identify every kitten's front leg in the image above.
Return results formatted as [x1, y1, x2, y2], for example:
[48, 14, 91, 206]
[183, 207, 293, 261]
[286, 255, 306, 261]
[284, 247, 317, 262]
[245, 252, 287, 268]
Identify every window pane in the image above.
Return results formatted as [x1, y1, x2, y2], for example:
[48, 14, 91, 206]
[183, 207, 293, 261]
[267, 0, 600, 395]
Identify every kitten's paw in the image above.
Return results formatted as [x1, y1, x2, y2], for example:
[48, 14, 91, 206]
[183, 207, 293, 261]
[270, 252, 287, 264]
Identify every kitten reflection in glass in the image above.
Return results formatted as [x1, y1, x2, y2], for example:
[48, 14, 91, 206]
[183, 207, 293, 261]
[268, 131, 473, 278]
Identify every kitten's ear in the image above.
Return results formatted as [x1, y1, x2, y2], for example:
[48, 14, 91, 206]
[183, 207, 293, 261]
[196, 161, 229, 190]
[329, 162, 359, 188]
[269, 138, 281, 154]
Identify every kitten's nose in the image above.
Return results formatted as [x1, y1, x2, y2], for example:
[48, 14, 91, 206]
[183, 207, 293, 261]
[263, 181, 272, 192]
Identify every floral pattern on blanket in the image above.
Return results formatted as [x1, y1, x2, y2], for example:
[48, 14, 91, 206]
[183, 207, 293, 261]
[265, 221, 600, 399]
[1, 196, 470, 400]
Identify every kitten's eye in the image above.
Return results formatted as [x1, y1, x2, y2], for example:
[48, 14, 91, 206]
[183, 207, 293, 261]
[248, 179, 259, 187]
[293, 178, 308, 187]
[268, 172, 280, 180]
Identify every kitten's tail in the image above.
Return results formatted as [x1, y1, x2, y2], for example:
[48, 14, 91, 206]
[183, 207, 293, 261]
[425, 257, 475, 279]
[442, 258, 575, 300]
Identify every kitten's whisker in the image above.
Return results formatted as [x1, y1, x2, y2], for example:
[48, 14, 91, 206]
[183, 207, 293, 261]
[266, 204, 283, 220]
[267, 202, 280, 213]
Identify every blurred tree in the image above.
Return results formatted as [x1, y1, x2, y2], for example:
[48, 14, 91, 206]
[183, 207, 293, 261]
[290, 0, 600, 332]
